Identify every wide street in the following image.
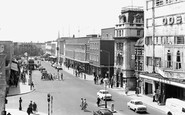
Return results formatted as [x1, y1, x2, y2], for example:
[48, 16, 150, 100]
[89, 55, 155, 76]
[6, 61, 165, 115]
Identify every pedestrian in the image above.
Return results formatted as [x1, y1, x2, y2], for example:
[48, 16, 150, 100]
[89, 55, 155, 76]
[84, 74, 86, 80]
[83, 98, 88, 111]
[61, 73, 63, 80]
[30, 81, 34, 90]
[29, 101, 33, 114]
[153, 91, 156, 102]
[80, 98, 84, 110]
[32, 102, 37, 113]
[97, 97, 101, 107]
[27, 106, 31, 115]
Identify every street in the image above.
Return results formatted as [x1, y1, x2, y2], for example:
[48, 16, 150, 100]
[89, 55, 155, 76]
[6, 61, 165, 115]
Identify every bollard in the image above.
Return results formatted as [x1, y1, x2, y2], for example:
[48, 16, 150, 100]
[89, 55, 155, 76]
[111, 103, 114, 112]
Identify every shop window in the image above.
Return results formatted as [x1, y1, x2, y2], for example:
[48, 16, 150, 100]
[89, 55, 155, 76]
[167, 50, 172, 68]
[176, 50, 182, 69]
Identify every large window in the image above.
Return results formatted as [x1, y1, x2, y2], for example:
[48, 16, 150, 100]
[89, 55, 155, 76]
[154, 57, 161, 67]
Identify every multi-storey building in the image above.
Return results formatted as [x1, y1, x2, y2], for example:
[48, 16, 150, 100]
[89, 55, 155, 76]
[140, 0, 185, 103]
[89, 38, 114, 79]
[114, 6, 144, 89]
[65, 35, 97, 75]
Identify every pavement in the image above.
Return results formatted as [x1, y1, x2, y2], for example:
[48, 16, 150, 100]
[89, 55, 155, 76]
[6, 73, 47, 115]
[5, 62, 168, 115]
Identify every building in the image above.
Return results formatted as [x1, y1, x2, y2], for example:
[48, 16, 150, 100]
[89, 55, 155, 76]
[134, 38, 144, 91]
[140, 0, 185, 103]
[0, 41, 14, 115]
[64, 35, 96, 75]
[114, 6, 144, 89]
[89, 38, 114, 79]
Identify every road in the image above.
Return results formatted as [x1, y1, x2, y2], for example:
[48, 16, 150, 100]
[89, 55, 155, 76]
[6, 61, 165, 115]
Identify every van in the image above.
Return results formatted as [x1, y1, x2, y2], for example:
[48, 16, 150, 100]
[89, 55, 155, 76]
[165, 98, 185, 115]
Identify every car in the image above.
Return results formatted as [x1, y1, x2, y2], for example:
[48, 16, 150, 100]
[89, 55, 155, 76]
[127, 99, 147, 113]
[56, 65, 63, 70]
[93, 108, 113, 115]
[97, 89, 112, 100]
[51, 63, 58, 69]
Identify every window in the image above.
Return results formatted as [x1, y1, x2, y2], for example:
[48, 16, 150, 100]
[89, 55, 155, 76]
[174, 36, 184, 44]
[137, 30, 140, 36]
[155, 57, 161, 67]
[176, 50, 182, 69]
[145, 36, 152, 45]
[167, 50, 172, 68]
[146, 57, 152, 66]
[156, 0, 163, 6]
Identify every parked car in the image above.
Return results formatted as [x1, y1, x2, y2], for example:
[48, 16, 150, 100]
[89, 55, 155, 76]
[56, 65, 63, 70]
[165, 98, 185, 115]
[127, 99, 147, 113]
[93, 108, 113, 115]
[97, 89, 112, 100]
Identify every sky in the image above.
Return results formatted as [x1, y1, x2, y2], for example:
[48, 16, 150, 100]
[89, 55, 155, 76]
[0, 0, 145, 43]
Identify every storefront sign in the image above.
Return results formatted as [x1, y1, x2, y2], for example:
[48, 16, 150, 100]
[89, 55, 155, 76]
[158, 78, 171, 84]
[163, 15, 183, 25]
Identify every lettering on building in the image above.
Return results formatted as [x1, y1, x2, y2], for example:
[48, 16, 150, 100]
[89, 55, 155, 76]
[163, 15, 183, 25]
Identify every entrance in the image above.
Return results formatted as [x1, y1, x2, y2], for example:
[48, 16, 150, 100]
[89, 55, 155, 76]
[145, 82, 152, 95]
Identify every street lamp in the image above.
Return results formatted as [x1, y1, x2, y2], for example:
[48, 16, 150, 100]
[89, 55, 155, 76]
[100, 50, 110, 109]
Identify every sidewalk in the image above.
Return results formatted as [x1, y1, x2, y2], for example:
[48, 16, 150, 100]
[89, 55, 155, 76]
[63, 65, 168, 114]
[7, 74, 35, 97]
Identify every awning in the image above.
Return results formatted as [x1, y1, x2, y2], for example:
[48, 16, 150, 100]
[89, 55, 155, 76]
[140, 73, 185, 88]
[11, 62, 18, 71]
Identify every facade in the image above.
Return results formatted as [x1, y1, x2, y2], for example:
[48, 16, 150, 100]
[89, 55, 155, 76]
[57, 37, 72, 65]
[114, 6, 144, 90]
[89, 38, 114, 79]
[64, 35, 94, 75]
[134, 38, 144, 91]
[140, 0, 185, 103]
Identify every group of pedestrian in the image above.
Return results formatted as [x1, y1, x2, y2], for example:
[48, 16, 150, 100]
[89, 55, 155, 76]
[80, 98, 88, 111]
[27, 101, 37, 115]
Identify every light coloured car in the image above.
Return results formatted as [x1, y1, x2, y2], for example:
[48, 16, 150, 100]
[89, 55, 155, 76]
[97, 90, 112, 100]
[127, 99, 147, 113]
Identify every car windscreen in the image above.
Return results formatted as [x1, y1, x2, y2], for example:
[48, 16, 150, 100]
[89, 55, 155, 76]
[135, 101, 143, 105]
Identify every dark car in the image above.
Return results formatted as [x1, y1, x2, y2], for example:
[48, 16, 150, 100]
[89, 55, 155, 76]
[93, 108, 113, 115]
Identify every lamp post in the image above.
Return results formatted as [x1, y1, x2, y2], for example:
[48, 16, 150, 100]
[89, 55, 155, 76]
[101, 50, 110, 109]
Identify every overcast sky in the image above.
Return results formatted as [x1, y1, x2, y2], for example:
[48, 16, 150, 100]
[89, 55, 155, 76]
[0, 0, 145, 42]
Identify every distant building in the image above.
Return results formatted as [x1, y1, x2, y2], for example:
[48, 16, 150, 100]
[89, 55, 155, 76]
[114, 6, 144, 89]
